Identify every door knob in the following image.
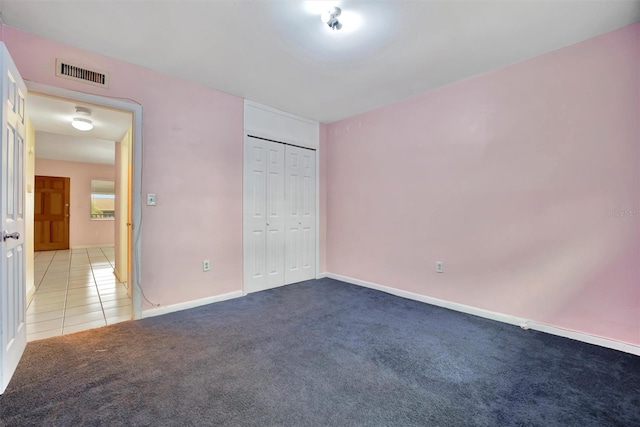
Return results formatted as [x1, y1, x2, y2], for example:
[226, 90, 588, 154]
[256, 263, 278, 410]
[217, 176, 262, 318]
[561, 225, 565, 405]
[2, 231, 20, 241]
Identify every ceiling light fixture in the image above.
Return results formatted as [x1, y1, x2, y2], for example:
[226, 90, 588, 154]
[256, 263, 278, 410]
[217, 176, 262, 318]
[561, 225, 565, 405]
[71, 117, 93, 131]
[321, 6, 342, 31]
[71, 106, 93, 131]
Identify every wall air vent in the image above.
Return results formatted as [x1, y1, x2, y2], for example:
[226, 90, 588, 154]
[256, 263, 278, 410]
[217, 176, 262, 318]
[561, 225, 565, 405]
[55, 59, 109, 88]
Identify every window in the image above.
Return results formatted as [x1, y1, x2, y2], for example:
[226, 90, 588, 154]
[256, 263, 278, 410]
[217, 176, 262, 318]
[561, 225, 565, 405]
[91, 179, 115, 219]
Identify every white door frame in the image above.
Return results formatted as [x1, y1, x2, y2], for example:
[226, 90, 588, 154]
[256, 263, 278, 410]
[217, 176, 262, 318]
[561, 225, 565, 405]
[25, 82, 143, 320]
[243, 100, 320, 294]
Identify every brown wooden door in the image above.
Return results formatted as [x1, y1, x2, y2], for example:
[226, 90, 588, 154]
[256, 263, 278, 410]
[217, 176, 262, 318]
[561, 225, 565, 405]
[34, 176, 70, 251]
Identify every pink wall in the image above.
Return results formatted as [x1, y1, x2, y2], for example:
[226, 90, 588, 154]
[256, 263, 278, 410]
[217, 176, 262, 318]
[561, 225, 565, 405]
[4, 25, 244, 308]
[326, 24, 640, 346]
[35, 158, 115, 248]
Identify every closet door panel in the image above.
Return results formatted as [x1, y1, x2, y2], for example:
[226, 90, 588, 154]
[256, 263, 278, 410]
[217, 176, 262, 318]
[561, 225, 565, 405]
[301, 154, 314, 271]
[265, 141, 285, 288]
[243, 138, 268, 293]
[285, 145, 316, 285]
[244, 137, 286, 293]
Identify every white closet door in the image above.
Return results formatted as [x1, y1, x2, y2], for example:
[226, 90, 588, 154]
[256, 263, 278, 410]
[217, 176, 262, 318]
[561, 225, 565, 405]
[243, 137, 285, 293]
[284, 145, 316, 284]
[264, 141, 285, 289]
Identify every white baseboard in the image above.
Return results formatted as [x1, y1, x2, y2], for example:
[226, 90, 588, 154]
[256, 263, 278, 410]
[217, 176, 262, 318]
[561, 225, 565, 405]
[71, 244, 113, 249]
[326, 273, 640, 357]
[316, 272, 328, 279]
[113, 268, 125, 283]
[141, 290, 243, 319]
[26, 284, 36, 306]
[523, 321, 639, 356]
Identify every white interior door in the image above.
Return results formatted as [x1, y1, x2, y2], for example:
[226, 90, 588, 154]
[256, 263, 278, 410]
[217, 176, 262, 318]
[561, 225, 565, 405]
[0, 43, 27, 394]
[243, 136, 285, 293]
[284, 145, 316, 285]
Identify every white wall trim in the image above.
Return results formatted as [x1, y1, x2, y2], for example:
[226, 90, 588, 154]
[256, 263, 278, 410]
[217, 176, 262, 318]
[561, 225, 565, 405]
[113, 267, 125, 284]
[26, 284, 36, 306]
[141, 290, 243, 319]
[522, 321, 640, 356]
[326, 272, 640, 356]
[70, 244, 113, 249]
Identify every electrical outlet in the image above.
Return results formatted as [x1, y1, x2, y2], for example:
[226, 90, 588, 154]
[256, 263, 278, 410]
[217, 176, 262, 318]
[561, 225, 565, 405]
[436, 261, 444, 273]
[147, 193, 157, 206]
[203, 260, 211, 272]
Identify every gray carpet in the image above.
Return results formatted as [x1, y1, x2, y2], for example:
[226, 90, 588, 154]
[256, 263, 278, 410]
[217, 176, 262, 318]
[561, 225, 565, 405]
[1, 278, 638, 426]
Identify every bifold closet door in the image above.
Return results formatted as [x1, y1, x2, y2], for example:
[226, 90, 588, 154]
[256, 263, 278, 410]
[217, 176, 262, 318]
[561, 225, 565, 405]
[284, 145, 316, 284]
[243, 137, 285, 293]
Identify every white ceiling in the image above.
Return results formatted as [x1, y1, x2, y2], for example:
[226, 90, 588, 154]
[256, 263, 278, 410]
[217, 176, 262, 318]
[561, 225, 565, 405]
[35, 131, 115, 165]
[3, 1, 640, 123]
[29, 94, 132, 165]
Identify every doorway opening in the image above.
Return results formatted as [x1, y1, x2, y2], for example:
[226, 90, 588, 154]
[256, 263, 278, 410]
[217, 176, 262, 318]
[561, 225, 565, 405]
[24, 85, 142, 340]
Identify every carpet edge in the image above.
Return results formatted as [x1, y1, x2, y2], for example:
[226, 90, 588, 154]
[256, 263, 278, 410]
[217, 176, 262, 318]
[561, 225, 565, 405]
[326, 272, 640, 356]
[141, 290, 244, 319]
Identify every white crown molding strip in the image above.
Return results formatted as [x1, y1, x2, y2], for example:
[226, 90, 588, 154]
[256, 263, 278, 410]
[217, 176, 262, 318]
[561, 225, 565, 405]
[325, 273, 640, 357]
[141, 290, 243, 319]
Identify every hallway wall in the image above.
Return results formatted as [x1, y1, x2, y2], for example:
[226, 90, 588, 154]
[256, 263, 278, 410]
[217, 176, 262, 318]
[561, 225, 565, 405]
[35, 158, 115, 248]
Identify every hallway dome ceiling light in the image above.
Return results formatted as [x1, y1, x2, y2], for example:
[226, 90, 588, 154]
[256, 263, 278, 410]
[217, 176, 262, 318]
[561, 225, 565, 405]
[321, 6, 342, 30]
[71, 106, 93, 131]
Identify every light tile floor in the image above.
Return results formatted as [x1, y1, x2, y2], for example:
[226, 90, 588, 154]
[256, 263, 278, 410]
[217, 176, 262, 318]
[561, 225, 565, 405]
[27, 246, 132, 342]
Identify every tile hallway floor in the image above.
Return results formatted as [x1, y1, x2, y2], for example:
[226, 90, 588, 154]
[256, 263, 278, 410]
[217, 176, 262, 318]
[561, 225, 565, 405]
[27, 246, 132, 342]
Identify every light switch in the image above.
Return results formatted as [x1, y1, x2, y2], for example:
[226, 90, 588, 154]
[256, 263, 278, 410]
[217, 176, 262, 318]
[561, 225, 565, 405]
[147, 193, 157, 206]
